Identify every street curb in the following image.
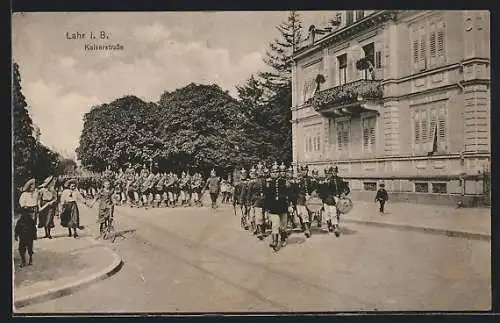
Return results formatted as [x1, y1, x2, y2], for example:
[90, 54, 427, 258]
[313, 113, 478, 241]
[343, 218, 491, 241]
[13, 240, 123, 310]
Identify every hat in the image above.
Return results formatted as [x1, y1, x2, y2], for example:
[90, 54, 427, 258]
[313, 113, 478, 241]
[22, 178, 36, 192]
[39, 175, 54, 188]
[64, 179, 77, 188]
[271, 162, 279, 173]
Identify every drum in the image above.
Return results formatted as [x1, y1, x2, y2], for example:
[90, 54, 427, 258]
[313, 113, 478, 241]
[336, 196, 354, 214]
[305, 196, 323, 213]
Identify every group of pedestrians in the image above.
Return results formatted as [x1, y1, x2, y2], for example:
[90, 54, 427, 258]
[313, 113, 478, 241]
[14, 175, 112, 268]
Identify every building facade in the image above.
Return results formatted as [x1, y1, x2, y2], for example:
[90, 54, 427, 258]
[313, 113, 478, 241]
[291, 10, 490, 205]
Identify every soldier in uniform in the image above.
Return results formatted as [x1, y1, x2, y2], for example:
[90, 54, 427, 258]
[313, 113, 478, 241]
[264, 162, 290, 251]
[165, 171, 178, 207]
[203, 169, 221, 210]
[237, 168, 251, 230]
[330, 166, 350, 235]
[190, 171, 203, 207]
[154, 172, 166, 208]
[247, 166, 258, 234]
[179, 171, 190, 207]
[318, 166, 350, 237]
[250, 163, 267, 240]
[295, 165, 318, 238]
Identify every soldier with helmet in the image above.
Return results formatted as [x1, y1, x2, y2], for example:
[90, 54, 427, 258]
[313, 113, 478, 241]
[249, 162, 267, 240]
[237, 168, 251, 230]
[263, 161, 290, 251]
[318, 165, 350, 237]
[203, 169, 221, 210]
[293, 165, 318, 238]
[190, 171, 204, 207]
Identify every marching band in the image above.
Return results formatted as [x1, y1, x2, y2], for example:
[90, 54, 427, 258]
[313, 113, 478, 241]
[46, 160, 353, 253]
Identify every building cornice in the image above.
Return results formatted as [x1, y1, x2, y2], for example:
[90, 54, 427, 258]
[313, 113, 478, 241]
[383, 79, 490, 102]
[301, 152, 490, 165]
[382, 57, 490, 86]
[291, 10, 398, 62]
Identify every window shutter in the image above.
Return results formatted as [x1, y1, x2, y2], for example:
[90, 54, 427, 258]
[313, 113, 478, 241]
[419, 29, 427, 70]
[346, 11, 354, 25]
[375, 51, 382, 69]
[344, 121, 350, 148]
[420, 109, 428, 143]
[430, 107, 438, 140]
[429, 24, 437, 65]
[412, 39, 419, 65]
[414, 111, 421, 147]
[362, 119, 369, 150]
[437, 21, 445, 59]
[337, 123, 343, 151]
[438, 105, 447, 151]
[369, 118, 376, 147]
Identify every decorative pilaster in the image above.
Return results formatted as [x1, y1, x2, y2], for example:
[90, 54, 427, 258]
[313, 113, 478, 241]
[463, 85, 490, 152]
[383, 101, 400, 155]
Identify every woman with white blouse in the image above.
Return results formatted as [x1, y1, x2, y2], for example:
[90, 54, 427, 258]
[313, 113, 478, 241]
[59, 179, 88, 238]
[18, 178, 40, 239]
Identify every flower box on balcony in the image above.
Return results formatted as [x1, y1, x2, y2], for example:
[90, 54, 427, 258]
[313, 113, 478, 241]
[307, 79, 383, 110]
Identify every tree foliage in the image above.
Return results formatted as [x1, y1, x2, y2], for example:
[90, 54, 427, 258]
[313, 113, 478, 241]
[236, 11, 302, 164]
[13, 62, 62, 191]
[259, 11, 303, 90]
[77, 84, 260, 176]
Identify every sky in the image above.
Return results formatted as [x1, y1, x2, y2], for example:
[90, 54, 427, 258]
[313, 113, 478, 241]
[12, 11, 336, 160]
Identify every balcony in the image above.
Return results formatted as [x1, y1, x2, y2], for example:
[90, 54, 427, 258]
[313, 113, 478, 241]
[307, 79, 383, 117]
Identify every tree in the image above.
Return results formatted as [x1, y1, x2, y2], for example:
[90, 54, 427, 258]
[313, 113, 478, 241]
[58, 158, 78, 175]
[77, 84, 260, 177]
[259, 11, 303, 91]
[158, 83, 259, 176]
[12, 62, 37, 189]
[76, 95, 158, 171]
[236, 12, 302, 164]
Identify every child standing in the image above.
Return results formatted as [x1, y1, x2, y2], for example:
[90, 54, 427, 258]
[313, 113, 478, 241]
[375, 183, 389, 214]
[15, 212, 36, 268]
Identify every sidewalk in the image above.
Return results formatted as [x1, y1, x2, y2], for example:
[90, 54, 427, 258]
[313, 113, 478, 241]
[342, 200, 491, 241]
[12, 207, 123, 310]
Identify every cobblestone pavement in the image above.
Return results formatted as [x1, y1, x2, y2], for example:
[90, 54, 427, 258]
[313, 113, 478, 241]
[17, 204, 491, 313]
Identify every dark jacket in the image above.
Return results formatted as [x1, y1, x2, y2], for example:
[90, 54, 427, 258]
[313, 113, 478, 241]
[263, 178, 288, 214]
[15, 214, 36, 242]
[375, 188, 388, 202]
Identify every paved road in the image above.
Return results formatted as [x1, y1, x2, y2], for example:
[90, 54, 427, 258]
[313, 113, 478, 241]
[18, 205, 491, 313]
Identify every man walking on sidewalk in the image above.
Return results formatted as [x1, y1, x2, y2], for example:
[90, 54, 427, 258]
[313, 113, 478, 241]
[375, 183, 388, 214]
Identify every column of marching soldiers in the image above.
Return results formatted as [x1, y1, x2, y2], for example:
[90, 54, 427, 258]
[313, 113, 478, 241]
[58, 160, 352, 252]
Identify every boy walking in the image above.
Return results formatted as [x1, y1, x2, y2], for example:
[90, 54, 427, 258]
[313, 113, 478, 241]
[375, 183, 389, 214]
[14, 212, 37, 268]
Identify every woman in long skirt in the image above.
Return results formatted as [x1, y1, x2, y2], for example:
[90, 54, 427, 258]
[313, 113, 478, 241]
[59, 179, 88, 238]
[18, 178, 39, 239]
[37, 176, 58, 239]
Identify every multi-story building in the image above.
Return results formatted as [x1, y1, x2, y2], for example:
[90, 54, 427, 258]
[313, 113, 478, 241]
[291, 10, 490, 205]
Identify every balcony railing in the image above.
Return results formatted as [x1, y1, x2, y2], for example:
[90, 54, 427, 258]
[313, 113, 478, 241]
[307, 79, 383, 111]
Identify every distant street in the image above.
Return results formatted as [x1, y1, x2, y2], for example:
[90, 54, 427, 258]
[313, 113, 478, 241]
[19, 204, 491, 313]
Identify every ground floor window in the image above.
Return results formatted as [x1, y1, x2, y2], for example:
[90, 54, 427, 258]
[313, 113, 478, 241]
[363, 182, 377, 191]
[414, 182, 429, 193]
[431, 182, 447, 194]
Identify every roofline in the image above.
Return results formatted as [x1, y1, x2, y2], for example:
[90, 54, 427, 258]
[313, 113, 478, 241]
[290, 10, 398, 63]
